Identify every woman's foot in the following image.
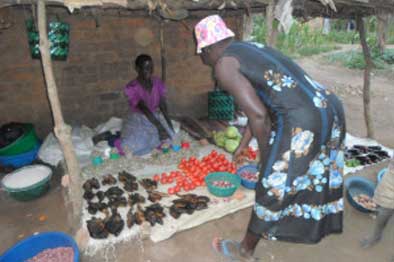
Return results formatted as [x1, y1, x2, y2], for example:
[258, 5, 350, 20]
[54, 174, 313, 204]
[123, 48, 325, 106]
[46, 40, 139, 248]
[212, 237, 257, 261]
[360, 234, 382, 248]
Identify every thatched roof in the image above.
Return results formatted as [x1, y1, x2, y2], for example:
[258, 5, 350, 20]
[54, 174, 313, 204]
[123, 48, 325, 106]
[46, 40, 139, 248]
[293, 0, 394, 18]
[1, 0, 394, 19]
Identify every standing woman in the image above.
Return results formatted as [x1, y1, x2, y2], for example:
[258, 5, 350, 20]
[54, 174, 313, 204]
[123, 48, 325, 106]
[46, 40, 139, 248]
[121, 54, 174, 156]
[194, 15, 346, 260]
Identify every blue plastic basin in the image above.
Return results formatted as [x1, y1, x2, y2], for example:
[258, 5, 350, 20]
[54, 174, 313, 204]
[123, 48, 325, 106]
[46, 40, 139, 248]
[237, 164, 259, 189]
[0, 232, 79, 262]
[377, 168, 388, 183]
[0, 143, 40, 168]
[344, 176, 376, 213]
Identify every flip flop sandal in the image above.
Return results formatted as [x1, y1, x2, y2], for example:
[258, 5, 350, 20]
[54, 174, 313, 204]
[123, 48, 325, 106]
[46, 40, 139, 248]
[212, 237, 241, 261]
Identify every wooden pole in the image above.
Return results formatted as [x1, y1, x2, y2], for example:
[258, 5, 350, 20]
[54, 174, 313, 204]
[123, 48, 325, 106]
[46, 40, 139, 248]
[242, 13, 254, 41]
[159, 20, 166, 82]
[357, 16, 375, 139]
[376, 11, 388, 55]
[266, 0, 278, 47]
[37, 0, 82, 227]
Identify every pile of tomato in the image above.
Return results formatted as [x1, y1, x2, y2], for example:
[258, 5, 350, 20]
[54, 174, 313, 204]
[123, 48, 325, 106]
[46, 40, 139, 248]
[152, 150, 237, 195]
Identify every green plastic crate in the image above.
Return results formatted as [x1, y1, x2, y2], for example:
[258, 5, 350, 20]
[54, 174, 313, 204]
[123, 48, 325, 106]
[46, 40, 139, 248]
[208, 90, 235, 120]
[25, 19, 70, 60]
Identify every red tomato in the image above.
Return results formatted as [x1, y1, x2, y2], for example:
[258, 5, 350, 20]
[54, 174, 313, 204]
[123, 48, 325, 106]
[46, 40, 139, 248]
[167, 177, 174, 184]
[174, 186, 181, 193]
[168, 187, 175, 195]
[153, 174, 160, 182]
[161, 172, 167, 178]
[184, 184, 191, 191]
[160, 177, 167, 184]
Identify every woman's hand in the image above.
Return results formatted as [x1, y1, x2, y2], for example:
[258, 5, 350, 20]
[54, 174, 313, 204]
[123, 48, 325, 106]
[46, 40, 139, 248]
[233, 146, 245, 164]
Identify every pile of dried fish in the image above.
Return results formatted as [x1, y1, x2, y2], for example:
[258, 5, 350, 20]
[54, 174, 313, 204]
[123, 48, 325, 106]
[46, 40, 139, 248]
[83, 174, 128, 239]
[127, 203, 166, 228]
[102, 174, 117, 186]
[119, 171, 138, 192]
[139, 178, 158, 191]
[105, 186, 127, 209]
[87, 208, 125, 239]
[128, 193, 146, 206]
[169, 194, 210, 219]
[83, 168, 212, 240]
[83, 178, 101, 202]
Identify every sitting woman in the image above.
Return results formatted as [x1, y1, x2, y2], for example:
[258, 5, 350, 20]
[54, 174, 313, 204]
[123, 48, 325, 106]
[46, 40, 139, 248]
[120, 54, 174, 156]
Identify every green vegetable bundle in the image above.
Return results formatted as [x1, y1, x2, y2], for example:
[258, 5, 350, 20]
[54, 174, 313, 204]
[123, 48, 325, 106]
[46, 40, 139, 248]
[213, 126, 242, 153]
[345, 159, 361, 168]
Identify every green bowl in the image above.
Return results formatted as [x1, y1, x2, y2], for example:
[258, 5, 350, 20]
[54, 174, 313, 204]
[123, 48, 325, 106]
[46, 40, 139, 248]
[2, 165, 52, 201]
[0, 124, 39, 156]
[205, 172, 241, 197]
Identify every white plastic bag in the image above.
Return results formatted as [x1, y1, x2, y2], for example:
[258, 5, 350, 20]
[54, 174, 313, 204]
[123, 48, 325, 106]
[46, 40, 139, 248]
[38, 126, 95, 167]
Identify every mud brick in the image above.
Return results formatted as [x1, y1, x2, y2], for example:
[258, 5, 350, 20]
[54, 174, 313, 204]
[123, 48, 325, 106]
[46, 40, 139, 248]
[72, 18, 96, 30]
[83, 74, 98, 84]
[63, 65, 84, 77]
[70, 30, 86, 41]
[94, 51, 119, 62]
[99, 92, 120, 101]
[82, 64, 99, 75]
[99, 62, 118, 80]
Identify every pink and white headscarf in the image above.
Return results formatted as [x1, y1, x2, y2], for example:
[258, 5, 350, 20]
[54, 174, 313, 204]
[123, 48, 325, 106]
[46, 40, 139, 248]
[194, 15, 235, 54]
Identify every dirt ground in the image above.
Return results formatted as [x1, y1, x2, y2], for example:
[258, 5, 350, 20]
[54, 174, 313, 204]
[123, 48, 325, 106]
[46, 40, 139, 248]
[1, 48, 394, 262]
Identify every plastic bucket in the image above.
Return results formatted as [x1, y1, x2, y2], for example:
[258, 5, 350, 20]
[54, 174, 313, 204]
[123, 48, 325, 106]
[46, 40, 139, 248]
[0, 232, 79, 262]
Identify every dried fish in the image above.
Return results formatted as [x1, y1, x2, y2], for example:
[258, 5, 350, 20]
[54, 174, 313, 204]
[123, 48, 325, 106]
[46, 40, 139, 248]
[102, 174, 117, 185]
[129, 193, 146, 206]
[104, 208, 124, 236]
[140, 178, 158, 191]
[83, 178, 100, 191]
[87, 217, 108, 239]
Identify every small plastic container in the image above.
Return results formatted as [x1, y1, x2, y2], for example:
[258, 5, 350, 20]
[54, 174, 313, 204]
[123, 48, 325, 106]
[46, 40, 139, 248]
[172, 144, 181, 152]
[181, 141, 190, 149]
[91, 156, 103, 166]
[110, 153, 120, 160]
[205, 172, 241, 197]
[162, 148, 170, 154]
[237, 164, 259, 190]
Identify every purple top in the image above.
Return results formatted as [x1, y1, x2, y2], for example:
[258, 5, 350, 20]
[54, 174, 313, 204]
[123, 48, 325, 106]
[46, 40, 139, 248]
[124, 76, 166, 113]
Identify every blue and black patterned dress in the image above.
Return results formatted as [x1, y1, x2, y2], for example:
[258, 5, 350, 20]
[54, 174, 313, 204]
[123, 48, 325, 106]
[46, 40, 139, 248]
[222, 42, 346, 243]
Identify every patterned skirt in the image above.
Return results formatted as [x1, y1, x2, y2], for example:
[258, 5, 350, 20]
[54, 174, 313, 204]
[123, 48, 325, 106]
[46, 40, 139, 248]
[121, 111, 174, 156]
[248, 93, 346, 243]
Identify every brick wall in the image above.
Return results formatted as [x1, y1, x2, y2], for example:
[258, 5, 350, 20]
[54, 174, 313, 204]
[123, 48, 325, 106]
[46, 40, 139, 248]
[0, 7, 243, 137]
